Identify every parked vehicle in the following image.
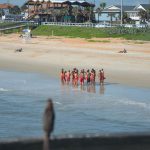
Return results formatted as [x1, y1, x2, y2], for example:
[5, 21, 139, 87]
[135, 24, 147, 28]
[95, 23, 112, 28]
[123, 24, 134, 28]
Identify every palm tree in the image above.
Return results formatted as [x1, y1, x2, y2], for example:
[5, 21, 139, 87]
[100, 2, 106, 9]
[83, 6, 93, 22]
[72, 7, 79, 22]
[51, 9, 60, 22]
[107, 12, 116, 25]
[0, 9, 4, 17]
[138, 9, 147, 23]
[95, 2, 106, 23]
[9, 5, 21, 14]
[60, 7, 69, 22]
[96, 7, 102, 23]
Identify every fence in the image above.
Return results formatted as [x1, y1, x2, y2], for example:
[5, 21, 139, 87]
[42, 22, 150, 29]
[42, 22, 96, 28]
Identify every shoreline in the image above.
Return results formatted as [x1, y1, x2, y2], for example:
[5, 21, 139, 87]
[0, 34, 150, 89]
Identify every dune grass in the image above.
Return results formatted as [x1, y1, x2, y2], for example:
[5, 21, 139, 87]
[32, 25, 150, 41]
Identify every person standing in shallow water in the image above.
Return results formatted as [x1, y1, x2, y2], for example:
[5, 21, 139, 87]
[43, 99, 55, 138]
[43, 99, 55, 150]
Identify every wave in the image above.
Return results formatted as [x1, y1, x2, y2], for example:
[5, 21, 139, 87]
[55, 101, 62, 105]
[0, 88, 10, 92]
[117, 99, 150, 109]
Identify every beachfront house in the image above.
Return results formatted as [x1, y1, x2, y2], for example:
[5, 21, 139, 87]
[0, 3, 23, 21]
[95, 4, 150, 24]
[95, 5, 136, 24]
[22, 0, 95, 23]
[0, 3, 13, 20]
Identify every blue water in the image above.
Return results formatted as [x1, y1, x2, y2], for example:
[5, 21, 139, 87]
[0, 70, 150, 140]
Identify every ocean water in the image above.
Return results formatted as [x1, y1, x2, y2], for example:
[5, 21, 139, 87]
[0, 70, 150, 140]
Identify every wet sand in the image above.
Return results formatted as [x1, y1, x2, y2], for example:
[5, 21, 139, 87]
[0, 34, 150, 88]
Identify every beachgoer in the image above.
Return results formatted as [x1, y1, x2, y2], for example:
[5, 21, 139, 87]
[43, 99, 55, 138]
[90, 70, 94, 84]
[86, 70, 90, 85]
[74, 71, 78, 86]
[66, 70, 71, 84]
[71, 70, 75, 85]
[79, 70, 84, 86]
[60, 69, 64, 83]
[101, 69, 105, 85]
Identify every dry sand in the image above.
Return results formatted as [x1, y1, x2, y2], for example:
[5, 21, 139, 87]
[0, 34, 150, 88]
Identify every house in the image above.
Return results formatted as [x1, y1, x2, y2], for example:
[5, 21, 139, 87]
[95, 4, 150, 24]
[134, 4, 150, 11]
[23, 0, 95, 23]
[95, 5, 136, 23]
[0, 3, 14, 16]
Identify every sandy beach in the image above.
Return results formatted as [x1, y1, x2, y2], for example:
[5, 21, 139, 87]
[0, 34, 150, 88]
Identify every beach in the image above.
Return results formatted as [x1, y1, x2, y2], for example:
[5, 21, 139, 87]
[0, 34, 150, 88]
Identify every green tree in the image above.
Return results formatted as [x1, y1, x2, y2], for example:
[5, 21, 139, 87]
[100, 2, 106, 9]
[107, 12, 116, 25]
[83, 6, 93, 22]
[51, 9, 60, 22]
[72, 7, 80, 22]
[9, 5, 21, 14]
[96, 7, 102, 22]
[138, 9, 147, 23]
[0, 9, 4, 17]
[60, 7, 69, 22]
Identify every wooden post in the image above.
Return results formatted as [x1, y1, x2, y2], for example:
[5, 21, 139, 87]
[52, 30, 54, 37]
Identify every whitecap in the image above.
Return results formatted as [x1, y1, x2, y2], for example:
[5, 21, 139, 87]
[0, 88, 9, 92]
[117, 99, 150, 109]
[55, 102, 62, 105]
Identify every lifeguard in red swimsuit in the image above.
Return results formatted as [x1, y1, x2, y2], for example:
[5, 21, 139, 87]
[74, 71, 78, 86]
[60, 69, 65, 83]
[66, 70, 71, 84]
[99, 69, 105, 85]
[80, 70, 84, 85]
[90, 71, 95, 84]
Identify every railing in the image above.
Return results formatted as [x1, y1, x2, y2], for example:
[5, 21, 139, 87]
[42, 22, 150, 28]
[0, 25, 26, 31]
[42, 22, 96, 28]
[0, 21, 38, 31]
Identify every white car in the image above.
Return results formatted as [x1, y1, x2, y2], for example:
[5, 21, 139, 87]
[95, 23, 112, 28]
[123, 24, 134, 28]
[136, 24, 147, 28]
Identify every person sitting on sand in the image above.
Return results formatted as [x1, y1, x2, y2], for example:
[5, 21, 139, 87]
[119, 48, 127, 53]
[15, 48, 23, 52]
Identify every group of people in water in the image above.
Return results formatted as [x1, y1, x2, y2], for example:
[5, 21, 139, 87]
[60, 68, 105, 86]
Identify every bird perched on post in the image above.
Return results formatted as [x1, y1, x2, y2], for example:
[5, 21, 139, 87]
[43, 99, 55, 138]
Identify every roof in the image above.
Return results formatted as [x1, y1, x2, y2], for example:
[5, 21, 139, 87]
[116, 5, 135, 11]
[140, 4, 150, 10]
[0, 3, 14, 9]
[102, 5, 136, 12]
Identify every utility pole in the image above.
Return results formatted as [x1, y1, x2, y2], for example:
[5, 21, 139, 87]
[120, 0, 123, 26]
